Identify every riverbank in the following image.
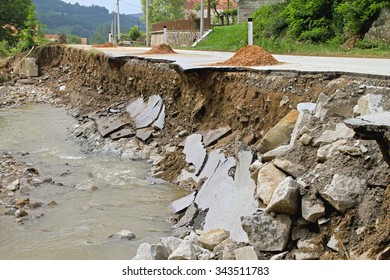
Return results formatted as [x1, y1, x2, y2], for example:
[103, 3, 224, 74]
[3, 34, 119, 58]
[1, 45, 389, 260]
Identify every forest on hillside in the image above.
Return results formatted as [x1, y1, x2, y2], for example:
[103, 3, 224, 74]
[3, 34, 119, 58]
[32, 0, 145, 44]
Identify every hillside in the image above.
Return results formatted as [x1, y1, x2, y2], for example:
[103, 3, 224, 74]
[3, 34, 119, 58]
[32, 0, 145, 43]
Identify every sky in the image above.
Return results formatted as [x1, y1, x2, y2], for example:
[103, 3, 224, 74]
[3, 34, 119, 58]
[65, 0, 143, 15]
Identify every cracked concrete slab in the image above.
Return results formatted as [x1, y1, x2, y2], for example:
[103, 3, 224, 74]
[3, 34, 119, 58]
[199, 126, 232, 147]
[153, 104, 165, 130]
[95, 116, 130, 137]
[183, 134, 206, 175]
[134, 95, 163, 129]
[136, 127, 154, 142]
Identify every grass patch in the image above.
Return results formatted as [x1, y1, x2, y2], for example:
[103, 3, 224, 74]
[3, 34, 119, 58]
[191, 25, 390, 58]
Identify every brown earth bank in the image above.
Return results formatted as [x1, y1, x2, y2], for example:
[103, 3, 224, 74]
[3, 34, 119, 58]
[0, 44, 389, 260]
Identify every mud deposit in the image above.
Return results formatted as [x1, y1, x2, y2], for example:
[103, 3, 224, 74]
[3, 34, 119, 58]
[0, 45, 389, 260]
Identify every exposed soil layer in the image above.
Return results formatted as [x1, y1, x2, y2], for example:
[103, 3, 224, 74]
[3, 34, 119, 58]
[144, 44, 176, 55]
[1, 44, 389, 260]
[213, 45, 280, 66]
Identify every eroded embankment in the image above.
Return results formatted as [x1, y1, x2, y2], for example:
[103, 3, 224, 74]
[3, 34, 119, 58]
[1, 45, 389, 260]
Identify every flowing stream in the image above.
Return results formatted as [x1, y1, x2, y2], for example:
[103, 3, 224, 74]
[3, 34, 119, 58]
[0, 103, 184, 259]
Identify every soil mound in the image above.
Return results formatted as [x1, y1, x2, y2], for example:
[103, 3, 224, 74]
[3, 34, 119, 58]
[214, 45, 280, 67]
[144, 44, 176, 55]
[92, 43, 116, 48]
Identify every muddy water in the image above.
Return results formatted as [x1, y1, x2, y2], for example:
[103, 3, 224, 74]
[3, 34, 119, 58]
[0, 104, 184, 259]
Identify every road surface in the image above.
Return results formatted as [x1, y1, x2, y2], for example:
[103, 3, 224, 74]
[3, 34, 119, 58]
[73, 45, 390, 76]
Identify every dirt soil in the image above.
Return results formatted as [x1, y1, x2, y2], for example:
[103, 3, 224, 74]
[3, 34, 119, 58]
[92, 42, 116, 48]
[144, 44, 176, 55]
[213, 45, 281, 67]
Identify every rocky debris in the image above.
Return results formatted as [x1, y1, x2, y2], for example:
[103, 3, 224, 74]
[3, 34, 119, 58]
[241, 212, 292, 252]
[313, 123, 355, 146]
[344, 112, 390, 165]
[109, 229, 136, 241]
[320, 174, 367, 213]
[95, 116, 130, 138]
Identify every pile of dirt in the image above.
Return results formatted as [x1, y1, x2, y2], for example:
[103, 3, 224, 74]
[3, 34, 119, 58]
[93, 42, 116, 48]
[213, 45, 280, 67]
[144, 44, 176, 55]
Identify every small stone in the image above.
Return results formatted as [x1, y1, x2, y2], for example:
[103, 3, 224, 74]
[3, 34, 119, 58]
[48, 200, 58, 206]
[4, 208, 17, 215]
[301, 196, 325, 223]
[198, 229, 230, 251]
[132, 243, 167, 260]
[15, 198, 30, 207]
[327, 235, 340, 252]
[15, 209, 28, 217]
[270, 251, 289, 260]
[299, 133, 313, 145]
[19, 186, 31, 194]
[168, 239, 197, 260]
[178, 130, 188, 137]
[337, 145, 362, 156]
[6, 179, 20, 191]
[266, 177, 300, 215]
[109, 229, 136, 240]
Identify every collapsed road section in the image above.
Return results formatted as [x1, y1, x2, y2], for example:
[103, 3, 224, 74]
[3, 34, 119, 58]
[0, 44, 389, 260]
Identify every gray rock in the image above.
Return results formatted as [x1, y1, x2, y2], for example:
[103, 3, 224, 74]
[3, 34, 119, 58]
[241, 213, 292, 252]
[19, 57, 38, 77]
[365, 7, 390, 43]
[297, 102, 316, 113]
[135, 127, 154, 142]
[194, 245, 215, 260]
[234, 246, 258, 260]
[301, 196, 325, 223]
[357, 94, 383, 116]
[132, 243, 167, 260]
[172, 226, 191, 239]
[337, 145, 362, 156]
[6, 178, 20, 191]
[316, 140, 347, 162]
[270, 251, 289, 260]
[266, 177, 300, 215]
[109, 229, 136, 240]
[160, 236, 183, 256]
[299, 133, 313, 145]
[274, 158, 306, 178]
[256, 162, 287, 205]
[261, 145, 291, 162]
[175, 203, 198, 228]
[320, 174, 367, 213]
[183, 134, 206, 175]
[168, 239, 197, 260]
[327, 235, 341, 252]
[198, 229, 230, 251]
[199, 126, 232, 147]
[168, 192, 196, 214]
[314, 92, 359, 121]
[344, 112, 390, 165]
[293, 237, 324, 260]
[313, 123, 355, 147]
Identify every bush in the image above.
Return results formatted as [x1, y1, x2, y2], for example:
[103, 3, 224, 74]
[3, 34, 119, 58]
[253, 3, 288, 38]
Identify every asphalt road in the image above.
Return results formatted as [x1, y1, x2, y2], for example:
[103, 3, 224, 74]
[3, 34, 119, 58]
[74, 45, 390, 76]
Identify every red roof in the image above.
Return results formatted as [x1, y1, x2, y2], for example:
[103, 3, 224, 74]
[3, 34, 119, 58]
[185, 0, 237, 10]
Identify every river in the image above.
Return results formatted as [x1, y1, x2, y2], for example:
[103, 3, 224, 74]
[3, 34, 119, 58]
[0, 103, 183, 259]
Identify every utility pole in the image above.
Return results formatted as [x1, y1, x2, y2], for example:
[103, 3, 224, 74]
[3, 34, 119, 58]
[117, 0, 121, 41]
[146, 0, 149, 47]
[200, 0, 204, 37]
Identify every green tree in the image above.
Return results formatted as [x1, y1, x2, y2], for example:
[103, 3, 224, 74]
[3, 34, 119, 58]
[141, 0, 186, 24]
[0, 0, 34, 46]
[19, 4, 39, 50]
[335, 0, 389, 37]
[128, 25, 142, 41]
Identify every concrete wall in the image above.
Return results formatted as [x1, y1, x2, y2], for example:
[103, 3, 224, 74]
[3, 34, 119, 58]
[238, 0, 283, 23]
[151, 31, 199, 47]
